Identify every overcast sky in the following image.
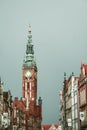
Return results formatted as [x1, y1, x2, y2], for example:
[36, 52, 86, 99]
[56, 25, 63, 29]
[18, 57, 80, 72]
[0, 0, 87, 124]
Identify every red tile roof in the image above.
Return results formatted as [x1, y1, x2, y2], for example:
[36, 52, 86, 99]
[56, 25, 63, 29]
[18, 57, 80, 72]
[42, 125, 51, 130]
[42, 124, 58, 130]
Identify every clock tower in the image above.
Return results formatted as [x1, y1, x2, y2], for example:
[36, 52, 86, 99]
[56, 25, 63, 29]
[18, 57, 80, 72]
[22, 25, 37, 111]
[12, 26, 42, 130]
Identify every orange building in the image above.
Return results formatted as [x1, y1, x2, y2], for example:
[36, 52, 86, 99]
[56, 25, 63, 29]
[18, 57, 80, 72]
[12, 26, 42, 130]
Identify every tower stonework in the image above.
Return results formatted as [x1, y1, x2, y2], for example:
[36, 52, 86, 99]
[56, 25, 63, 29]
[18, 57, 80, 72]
[12, 26, 42, 130]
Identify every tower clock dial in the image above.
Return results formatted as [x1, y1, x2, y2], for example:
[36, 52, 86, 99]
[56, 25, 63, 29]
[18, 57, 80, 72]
[25, 70, 32, 78]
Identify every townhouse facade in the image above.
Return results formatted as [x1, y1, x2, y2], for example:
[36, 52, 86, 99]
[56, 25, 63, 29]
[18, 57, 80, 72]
[59, 61, 87, 130]
[71, 76, 79, 130]
[79, 62, 87, 130]
[0, 78, 13, 130]
[60, 73, 79, 130]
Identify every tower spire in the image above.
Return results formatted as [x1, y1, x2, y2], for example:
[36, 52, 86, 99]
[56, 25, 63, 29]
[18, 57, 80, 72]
[23, 25, 37, 69]
[26, 25, 34, 55]
[27, 25, 32, 44]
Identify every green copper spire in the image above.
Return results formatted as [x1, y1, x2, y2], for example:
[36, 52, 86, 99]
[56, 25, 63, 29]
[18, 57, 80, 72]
[23, 25, 37, 70]
[26, 25, 34, 55]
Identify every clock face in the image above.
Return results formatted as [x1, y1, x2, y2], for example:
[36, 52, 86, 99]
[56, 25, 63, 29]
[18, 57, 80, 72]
[25, 70, 31, 79]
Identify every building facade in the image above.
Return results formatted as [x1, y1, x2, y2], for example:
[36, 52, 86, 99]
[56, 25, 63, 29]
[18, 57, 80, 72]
[0, 78, 13, 130]
[71, 76, 79, 130]
[62, 73, 80, 130]
[79, 62, 87, 130]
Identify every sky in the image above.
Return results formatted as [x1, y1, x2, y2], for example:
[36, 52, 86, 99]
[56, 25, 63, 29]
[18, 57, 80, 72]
[0, 0, 87, 124]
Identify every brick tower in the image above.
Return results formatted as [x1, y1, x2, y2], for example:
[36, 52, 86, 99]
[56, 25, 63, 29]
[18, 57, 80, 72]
[22, 25, 42, 130]
[22, 25, 37, 111]
[12, 26, 42, 130]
